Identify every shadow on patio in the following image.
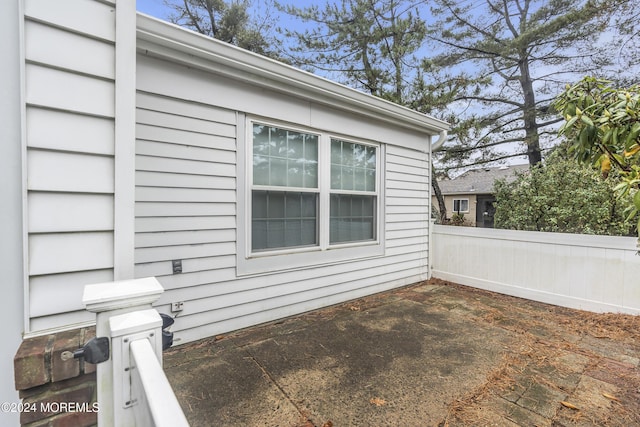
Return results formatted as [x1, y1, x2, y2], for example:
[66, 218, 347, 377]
[163, 279, 640, 426]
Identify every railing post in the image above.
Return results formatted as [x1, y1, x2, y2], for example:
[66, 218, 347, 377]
[83, 277, 164, 426]
[109, 309, 164, 426]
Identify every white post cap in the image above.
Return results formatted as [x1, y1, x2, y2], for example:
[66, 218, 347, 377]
[83, 277, 164, 313]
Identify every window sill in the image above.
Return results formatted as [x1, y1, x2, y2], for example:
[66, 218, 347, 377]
[236, 241, 384, 277]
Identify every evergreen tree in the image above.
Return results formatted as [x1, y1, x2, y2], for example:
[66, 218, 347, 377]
[281, 0, 450, 219]
[165, 0, 281, 58]
[426, 0, 617, 171]
[279, 0, 428, 103]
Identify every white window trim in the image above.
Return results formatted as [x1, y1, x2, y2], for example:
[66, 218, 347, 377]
[237, 114, 386, 276]
[453, 198, 469, 213]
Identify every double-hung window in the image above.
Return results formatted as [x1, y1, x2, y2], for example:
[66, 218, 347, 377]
[245, 120, 382, 269]
[251, 124, 319, 251]
[330, 139, 377, 244]
[453, 198, 469, 213]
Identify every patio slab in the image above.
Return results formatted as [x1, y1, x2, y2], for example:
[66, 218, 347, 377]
[163, 279, 640, 426]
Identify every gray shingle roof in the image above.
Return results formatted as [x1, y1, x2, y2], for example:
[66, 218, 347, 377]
[437, 164, 529, 195]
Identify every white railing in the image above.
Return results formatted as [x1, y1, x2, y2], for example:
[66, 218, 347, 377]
[130, 339, 189, 426]
[83, 278, 189, 426]
[431, 225, 640, 314]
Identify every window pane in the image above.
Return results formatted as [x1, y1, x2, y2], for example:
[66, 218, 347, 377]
[285, 194, 302, 217]
[330, 196, 339, 216]
[301, 193, 316, 217]
[352, 197, 363, 216]
[304, 136, 318, 188]
[362, 196, 373, 212]
[338, 195, 350, 216]
[301, 219, 316, 245]
[354, 167, 367, 191]
[285, 220, 302, 246]
[353, 144, 367, 167]
[270, 158, 287, 186]
[331, 139, 376, 191]
[253, 125, 270, 155]
[330, 194, 375, 244]
[253, 124, 318, 189]
[365, 169, 376, 192]
[287, 158, 304, 188]
[252, 190, 318, 251]
[252, 219, 267, 250]
[252, 191, 267, 218]
[366, 146, 376, 167]
[330, 218, 351, 242]
[331, 164, 341, 189]
[271, 128, 287, 156]
[343, 142, 355, 166]
[253, 155, 269, 186]
[305, 136, 318, 161]
[331, 139, 342, 164]
[453, 199, 469, 212]
[305, 160, 318, 188]
[341, 166, 354, 191]
[268, 192, 285, 218]
[267, 220, 285, 249]
[289, 132, 304, 158]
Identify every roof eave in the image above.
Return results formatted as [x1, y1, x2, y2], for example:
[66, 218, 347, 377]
[438, 191, 493, 196]
[135, 13, 449, 136]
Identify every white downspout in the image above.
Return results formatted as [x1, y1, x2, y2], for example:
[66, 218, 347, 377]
[428, 130, 447, 279]
[431, 129, 447, 152]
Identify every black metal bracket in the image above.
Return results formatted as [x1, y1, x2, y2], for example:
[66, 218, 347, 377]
[61, 336, 110, 364]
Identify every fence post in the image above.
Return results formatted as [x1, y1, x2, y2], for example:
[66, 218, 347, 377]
[82, 277, 164, 426]
[428, 218, 436, 279]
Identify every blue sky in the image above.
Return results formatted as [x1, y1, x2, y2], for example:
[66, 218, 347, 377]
[136, 0, 168, 18]
[136, 0, 321, 22]
[135, 0, 325, 53]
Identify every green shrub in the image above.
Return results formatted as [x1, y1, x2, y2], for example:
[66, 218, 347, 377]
[450, 212, 467, 226]
[494, 148, 635, 236]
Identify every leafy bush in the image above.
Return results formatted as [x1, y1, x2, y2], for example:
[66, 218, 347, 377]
[494, 148, 636, 236]
[555, 77, 640, 240]
[450, 212, 467, 226]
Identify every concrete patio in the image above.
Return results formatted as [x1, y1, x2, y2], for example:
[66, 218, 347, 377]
[163, 279, 640, 426]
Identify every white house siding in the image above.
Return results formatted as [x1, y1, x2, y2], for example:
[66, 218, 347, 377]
[386, 145, 430, 270]
[135, 53, 433, 345]
[2, 0, 26, 417]
[24, 0, 117, 332]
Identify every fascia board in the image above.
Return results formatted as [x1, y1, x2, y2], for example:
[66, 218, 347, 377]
[439, 191, 492, 196]
[135, 13, 449, 136]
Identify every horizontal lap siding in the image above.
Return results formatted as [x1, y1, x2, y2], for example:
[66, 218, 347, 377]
[385, 145, 430, 272]
[164, 141, 429, 344]
[24, 0, 116, 332]
[134, 91, 238, 302]
[136, 61, 431, 345]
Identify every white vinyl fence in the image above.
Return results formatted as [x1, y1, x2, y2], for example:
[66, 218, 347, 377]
[431, 225, 640, 314]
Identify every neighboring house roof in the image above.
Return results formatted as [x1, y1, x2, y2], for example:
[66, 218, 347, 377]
[438, 164, 529, 195]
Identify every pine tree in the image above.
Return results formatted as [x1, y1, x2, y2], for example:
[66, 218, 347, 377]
[165, 0, 281, 58]
[426, 0, 616, 171]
